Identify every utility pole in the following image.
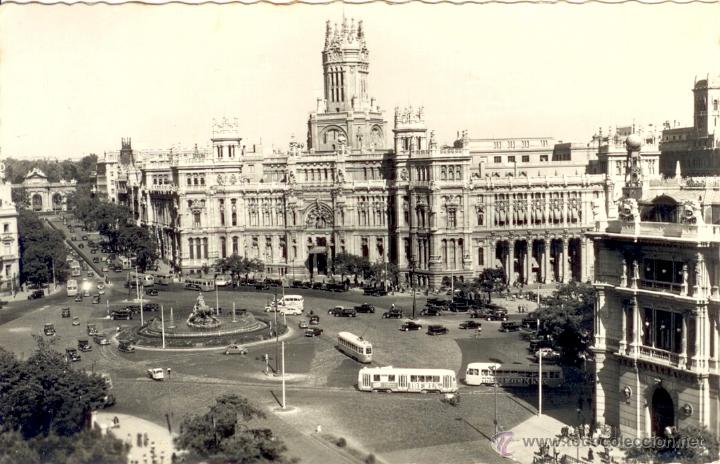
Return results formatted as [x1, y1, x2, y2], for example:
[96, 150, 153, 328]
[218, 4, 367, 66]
[281, 341, 286, 409]
[538, 351, 543, 416]
[493, 366, 499, 435]
[274, 287, 279, 373]
[161, 304, 166, 350]
[232, 301, 236, 323]
[410, 260, 417, 320]
[215, 284, 220, 316]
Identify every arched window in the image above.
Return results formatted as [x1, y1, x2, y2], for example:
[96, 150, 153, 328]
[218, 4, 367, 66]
[220, 237, 227, 258]
[232, 236, 239, 255]
[188, 238, 195, 259]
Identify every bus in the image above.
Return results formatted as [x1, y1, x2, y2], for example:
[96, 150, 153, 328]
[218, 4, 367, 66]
[337, 332, 373, 363]
[70, 261, 81, 278]
[358, 366, 457, 393]
[278, 295, 304, 312]
[127, 272, 155, 288]
[464, 362, 564, 388]
[183, 277, 215, 292]
[66, 279, 78, 297]
[146, 271, 172, 286]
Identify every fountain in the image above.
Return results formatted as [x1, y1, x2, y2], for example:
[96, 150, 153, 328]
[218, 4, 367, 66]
[186, 293, 221, 329]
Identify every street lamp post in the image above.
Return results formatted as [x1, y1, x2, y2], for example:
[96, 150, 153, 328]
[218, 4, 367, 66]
[410, 259, 417, 320]
[538, 350, 543, 416]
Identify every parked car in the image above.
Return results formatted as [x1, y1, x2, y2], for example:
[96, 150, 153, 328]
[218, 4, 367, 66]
[43, 323, 56, 336]
[426, 325, 449, 336]
[353, 303, 376, 313]
[382, 308, 403, 319]
[328, 306, 356, 317]
[521, 314, 539, 329]
[309, 315, 320, 325]
[146, 288, 159, 296]
[400, 321, 422, 331]
[304, 327, 323, 337]
[78, 243, 84, 249]
[74, 294, 83, 302]
[448, 302, 471, 312]
[147, 368, 165, 381]
[224, 344, 248, 355]
[113, 266, 123, 273]
[90, 249, 98, 255]
[81, 235, 88, 241]
[94, 334, 110, 345]
[298, 319, 309, 329]
[486, 310, 509, 321]
[111, 309, 133, 320]
[290, 280, 303, 288]
[78, 339, 92, 352]
[61, 307, 71, 318]
[65, 348, 81, 362]
[28, 289, 45, 300]
[87, 323, 99, 336]
[420, 307, 442, 317]
[500, 321, 521, 332]
[70, 236, 78, 241]
[92, 257, 100, 263]
[118, 342, 135, 353]
[459, 320, 482, 330]
[469, 308, 489, 319]
[102, 266, 110, 273]
[72, 317, 80, 326]
[92, 295, 101, 304]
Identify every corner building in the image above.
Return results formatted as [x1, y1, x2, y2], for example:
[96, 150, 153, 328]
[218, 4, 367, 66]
[592, 136, 720, 439]
[127, 19, 607, 287]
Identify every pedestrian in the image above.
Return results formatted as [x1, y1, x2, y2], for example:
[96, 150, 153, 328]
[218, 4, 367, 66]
[167, 368, 171, 378]
[588, 448, 594, 461]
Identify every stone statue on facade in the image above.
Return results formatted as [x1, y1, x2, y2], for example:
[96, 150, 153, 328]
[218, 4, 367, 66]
[618, 198, 639, 223]
[679, 200, 704, 225]
[620, 260, 628, 287]
[681, 264, 689, 296]
[631, 260, 639, 288]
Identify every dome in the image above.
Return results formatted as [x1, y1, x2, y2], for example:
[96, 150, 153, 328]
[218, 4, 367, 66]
[625, 133, 642, 151]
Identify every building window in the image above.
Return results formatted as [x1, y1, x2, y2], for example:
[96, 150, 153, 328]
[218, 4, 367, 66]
[477, 247, 484, 266]
[187, 176, 192, 186]
[232, 212, 237, 227]
[2, 223, 8, 233]
[521, 155, 530, 163]
[642, 308, 682, 353]
[220, 237, 227, 258]
[540, 155, 549, 162]
[508, 156, 516, 163]
[447, 209, 457, 228]
[188, 238, 194, 259]
[203, 238, 209, 259]
[232, 236, 239, 255]
[494, 156, 502, 164]
[641, 258, 684, 293]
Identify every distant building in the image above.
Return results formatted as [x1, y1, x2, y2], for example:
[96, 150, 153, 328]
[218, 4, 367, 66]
[0, 162, 20, 293]
[660, 74, 720, 177]
[95, 18, 611, 287]
[592, 135, 719, 439]
[12, 168, 77, 213]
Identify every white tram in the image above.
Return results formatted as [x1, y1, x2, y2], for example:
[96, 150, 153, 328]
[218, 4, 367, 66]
[464, 362, 564, 387]
[358, 366, 457, 393]
[337, 332, 373, 363]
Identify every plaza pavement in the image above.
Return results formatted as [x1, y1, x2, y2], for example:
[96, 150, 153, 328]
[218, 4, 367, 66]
[93, 411, 177, 464]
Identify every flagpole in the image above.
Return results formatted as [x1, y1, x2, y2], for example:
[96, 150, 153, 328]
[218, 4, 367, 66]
[281, 340, 286, 409]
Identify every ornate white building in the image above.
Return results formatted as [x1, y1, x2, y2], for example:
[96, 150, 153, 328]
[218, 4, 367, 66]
[11, 168, 77, 213]
[99, 18, 611, 287]
[0, 162, 20, 293]
[592, 135, 720, 439]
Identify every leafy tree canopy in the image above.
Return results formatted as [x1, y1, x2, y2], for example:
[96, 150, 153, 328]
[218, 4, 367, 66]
[625, 426, 720, 464]
[175, 394, 294, 464]
[17, 210, 68, 286]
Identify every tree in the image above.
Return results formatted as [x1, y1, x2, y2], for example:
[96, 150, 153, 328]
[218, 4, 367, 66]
[472, 267, 507, 303]
[11, 187, 29, 209]
[216, 256, 264, 283]
[331, 253, 371, 283]
[175, 394, 294, 464]
[17, 210, 68, 287]
[625, 426, 719, 463]
[0, 339, 107, 439]
[367, 261, 399, 288]
[535, 281, 595, 365]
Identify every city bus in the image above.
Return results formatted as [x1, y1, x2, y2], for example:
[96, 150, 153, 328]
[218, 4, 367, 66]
[336, 332, 373, 363]
[70, 261, 81, 278]
[358, 366, 457, 393]
[127, 272, 155, 288]
[183, 277, 215, 292]
[464, 362, 564, 388]
[66, 279, 78, 297]
[278, 295, 304, 312]
[146, 271, 172, 286]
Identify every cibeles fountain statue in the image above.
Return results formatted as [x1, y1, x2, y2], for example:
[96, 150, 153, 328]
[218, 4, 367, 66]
[186, 293, 221, 329]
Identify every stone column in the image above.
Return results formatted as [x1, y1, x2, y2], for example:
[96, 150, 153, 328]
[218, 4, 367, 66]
[542, 239, 550, 283]
[595, 288, 606, 349]
[507, 241, 515, 284]
[630, 298, 640, 356]
[524, 241, 531, 284]
[619, 303, 628, 354]
[561, 238, 569, 283]
[679, 311, 688, 369]
[692, 309, 703, 370]
[580, 238, 588, 282]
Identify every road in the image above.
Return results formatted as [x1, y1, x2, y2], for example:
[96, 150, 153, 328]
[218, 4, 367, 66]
[0, 216, 584, 463]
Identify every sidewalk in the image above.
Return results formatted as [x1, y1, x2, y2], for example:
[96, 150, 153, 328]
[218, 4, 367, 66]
[501, 414, 625, 464]
[93, 411, 178, 464]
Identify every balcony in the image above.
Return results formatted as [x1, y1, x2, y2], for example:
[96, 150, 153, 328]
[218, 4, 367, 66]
[603, 220, 720, 242]
[637, 345, 680, 367]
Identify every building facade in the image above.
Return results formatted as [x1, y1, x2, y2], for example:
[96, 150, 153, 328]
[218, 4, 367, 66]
[12, 168, 77, 213]
[0, 162, 20, 293]
[660, 74, 720, 177]
[99, 18, 610, 288]
[592, 136, 720, 439]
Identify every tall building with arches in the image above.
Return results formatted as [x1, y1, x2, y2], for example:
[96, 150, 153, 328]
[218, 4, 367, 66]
[109, 18, 608, 288]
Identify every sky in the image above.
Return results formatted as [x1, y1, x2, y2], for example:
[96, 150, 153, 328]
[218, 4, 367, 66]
[1, 3, 719, 159]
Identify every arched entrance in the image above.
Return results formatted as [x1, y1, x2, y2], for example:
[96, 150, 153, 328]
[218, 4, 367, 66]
[52, 193, 63, 211]
[650, 387, 675, 437]
[31, 194, 43, 212]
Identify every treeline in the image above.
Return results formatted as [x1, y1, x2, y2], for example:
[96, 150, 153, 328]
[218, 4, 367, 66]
[4, 155, 97, 185]
[67, 189, 158, 272]
[18, 210, 68, 287]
